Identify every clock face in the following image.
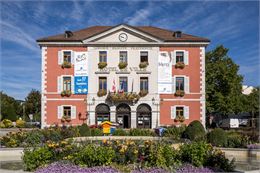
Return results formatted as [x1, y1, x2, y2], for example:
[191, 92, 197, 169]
[119, 33, 128, 42]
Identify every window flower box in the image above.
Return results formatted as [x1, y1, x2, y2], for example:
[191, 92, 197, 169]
[174, 90, 185, 97]
[97, 89, 107, 97]
[139, 62, 149, 69]
[139, 90, 148, 97]
[61, 61, 72, 69]
[107, 92, 140, 103]
[175, 62, 185, 69]
[98, 62, 107, 69]
[61, 90, 71, 97]
[61, 115, 71, 122]
[175, 115, 185, 122]
[118, 62, 128, 69]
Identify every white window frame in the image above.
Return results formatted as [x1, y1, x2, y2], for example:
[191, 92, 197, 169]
[171, 105, 190, 119]
[139, 50, 149, 63]
[57, 75, 74, 93]
[172, 75, 190, 94]
[58, 50, 74, 65]
[99, 50, 107, 63]
[171, 50, 189, 65]
[57, 105, 77, 119]
[119, 50, 128, 63]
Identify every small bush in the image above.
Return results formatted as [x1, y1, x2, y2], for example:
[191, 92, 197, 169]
[226, 131, 250, 148]
[207, 128, 227, 147]
[129, 129, 155, 136]
[2, 119, 13, 128]
[78, 124, 91, 136]
[183, 120, 205, 141]
[90, 128, 103, 136]
[60, 126, 80, 139]
[24, 130, 44, 147]
[16, 119, 25, 128]
[163, 125, 186, 140]
[113, 128, 128, 136]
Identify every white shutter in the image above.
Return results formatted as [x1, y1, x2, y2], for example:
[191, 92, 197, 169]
[58, 106, 63, 119]
[172, 77, 176, 93]
[57, 76, 62, 93]
[184, 51, 189, 65]
[71, 76, 74, 94]
[184, 106, 189, 119]
[171, 106, 176, 119]
[71, 106, 76, 119]
[58, 51, 63, 65]
[171, 51, 176, 65]
[71, 51, 75, 64]
[185, 76, 190, 93]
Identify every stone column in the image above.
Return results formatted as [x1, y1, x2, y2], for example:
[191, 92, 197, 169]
[110, 106, 116, 122]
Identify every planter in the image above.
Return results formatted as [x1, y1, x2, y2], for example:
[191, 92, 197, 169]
[62, 116, 71, 123]
[174, 90, 185, 97]
[107, 92, 140, 103]
[139, 62, 149, 69]
[61, 62, 72, 68]
[97, 89, 107, 97]
[61, 90, 72, 97]
[98, 62, 107, 69]
[118, 62, 128, 69]
[175, 62, 185, 69]
[139, 90, 148, 97]
[175, 115, 185, 123]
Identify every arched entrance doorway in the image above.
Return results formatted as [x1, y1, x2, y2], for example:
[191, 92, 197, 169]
[137, 104, 152, 128]
[95, 104, 110, 125]
[116, 104, 131, 128]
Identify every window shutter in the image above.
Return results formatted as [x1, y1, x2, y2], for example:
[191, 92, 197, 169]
[171, 51, 176, 65]
[57, 76, 62, 93]
[184, 51, 189, 65]
[58, 51, 63, 65]
[185, 76, 190, 93]
[71, 51, 75, 64]
[58, 106, 63, 119]
[71, 106, 76, 119]
[184, 106, 189, 119]
[171, 106, 176, 119]
[172, 77, 176, 93]
[71, 76, 74, 94]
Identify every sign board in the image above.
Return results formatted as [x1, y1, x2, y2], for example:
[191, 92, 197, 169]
[74, 52, 88, 76]
[29, 114, 33, 120]
[74, 76, 88, 94]
[158, 52, 172, 93]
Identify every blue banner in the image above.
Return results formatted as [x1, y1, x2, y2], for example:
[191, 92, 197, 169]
[74, 76, 88, 94]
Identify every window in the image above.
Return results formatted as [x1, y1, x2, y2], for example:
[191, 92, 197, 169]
[99, 77, 107, 91]
[63, 77, 71, 91]
[176, 51, 184, 63]
[63, 106, 71, 117]
[99, 51, 107, 63]
[63, 51, 71, 63]
[176, 77, 184, 91]
[119, 51, 127, 63]
[119, 77, 128, 92]
[176, 107, 184, 117]
[140, 51, 148, 63]
[140, 77, 148, 91]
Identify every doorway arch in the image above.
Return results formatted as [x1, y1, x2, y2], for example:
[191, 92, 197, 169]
[137, 104, 152, 128]
[116, 103, 131, 128]
[95, 104, 110, 125]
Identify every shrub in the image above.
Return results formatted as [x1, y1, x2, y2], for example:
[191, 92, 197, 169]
[226, 131, 250, 148]
[41, 127, 62, 142]
[2, 119, 13, 128]
[163, 125, 186, 140]
[207, 128, 227, 147]
[113, 128, 128, 136]
[183, 120, 205, 141]
[0, 121, 5, 128]
[90, 128, 103, 136]
[60, 126, 80, 139]
[129, 129, 155, 136]
[16, 119, 25, 128]
[24, 130, 44, 147]
[78, 124, 91, 136]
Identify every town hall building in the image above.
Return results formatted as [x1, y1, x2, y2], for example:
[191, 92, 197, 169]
[37, 24, 210, 129]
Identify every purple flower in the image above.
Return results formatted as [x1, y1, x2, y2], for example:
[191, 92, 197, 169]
[176, 164, 214, 173]
[247, 144, 260, 149]
[132, 168, 169, 173]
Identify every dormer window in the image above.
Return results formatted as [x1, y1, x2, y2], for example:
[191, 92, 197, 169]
[174, 31, 182, 38]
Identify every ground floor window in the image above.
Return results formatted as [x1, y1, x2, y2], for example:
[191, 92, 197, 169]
[137, 104, 151, 128]
[95, 104, 110, 125]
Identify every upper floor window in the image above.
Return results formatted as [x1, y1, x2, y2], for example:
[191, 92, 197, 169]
[140, 51, 148, 63]
[119, 77, 128, 92]
[176, 51, 184, 63]
[63, 51, 71, 63]
[140, 77, 148, 91]
[176, 77, 184, 91]
[99, 77, 107, 91]
[119, 51, 127, 63]
[63, 77, 71, 91]
[176, 107, 184, 117]
[63, 106, 71, 117]
[99, 51, 107, 63]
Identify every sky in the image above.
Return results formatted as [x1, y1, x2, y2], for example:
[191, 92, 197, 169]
[0, 0, 259, 100]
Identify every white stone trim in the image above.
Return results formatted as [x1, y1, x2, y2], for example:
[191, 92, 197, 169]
[200, 47, 206, 127]
[37, 42, 210, 45]
[46, 98, 85, 101]
[163, 98, 202, 101]
[41, 47, 47, 129]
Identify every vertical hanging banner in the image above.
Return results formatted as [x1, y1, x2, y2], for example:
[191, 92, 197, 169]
[158, 52, 172, 94]
[74, 52, 88, 94]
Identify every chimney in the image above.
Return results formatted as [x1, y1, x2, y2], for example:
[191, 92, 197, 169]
[174, 31, 182, 38]
[65, 31, 73, 38]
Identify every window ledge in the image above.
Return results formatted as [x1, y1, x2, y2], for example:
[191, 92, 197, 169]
[136, 71, 151, 74]
[116, 71, 131, 74]
[95, 71, 110, 74]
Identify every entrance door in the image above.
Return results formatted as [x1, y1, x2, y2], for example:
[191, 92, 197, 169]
[116, 104, 131, 128]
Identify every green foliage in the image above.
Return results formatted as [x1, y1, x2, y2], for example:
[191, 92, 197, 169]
[1, 119, 13, 128]
[183, 120, 205, 141]
[0, 92, 20, 121]
[60, 126, 80, 139]
[90, 128, 103, 136]
[206, 45, 244, 115]
[163, 125, 186, 140]
[16, 119, 25, 128]
[226, 131, 250, 148]
[22, 147, 53, 171]
[129, 128, 155, 136]
[207, 128, 227, 147]
[24, 130, 44, 147]
[24, 89, 41, 120]
[113, 128, 129, 136]
[78, 123, 91, 136]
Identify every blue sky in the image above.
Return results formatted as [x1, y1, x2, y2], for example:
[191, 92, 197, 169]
[0, 0, 259, 100]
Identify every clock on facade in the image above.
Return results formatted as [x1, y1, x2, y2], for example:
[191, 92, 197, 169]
[119, 33, 128, 42]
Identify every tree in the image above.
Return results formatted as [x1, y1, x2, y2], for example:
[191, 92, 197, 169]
[244, 87, 259, 116]
[0, 91, 20, 121]
[24, 89, 41, 121]
[206, 45, 243, 115]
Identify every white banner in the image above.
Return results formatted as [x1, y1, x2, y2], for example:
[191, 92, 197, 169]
[74, 52, 88, 76]
[158, 52, 172, 94]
